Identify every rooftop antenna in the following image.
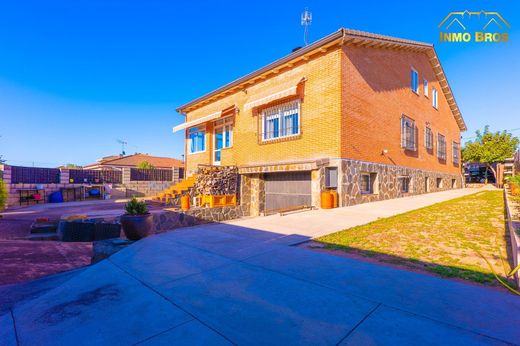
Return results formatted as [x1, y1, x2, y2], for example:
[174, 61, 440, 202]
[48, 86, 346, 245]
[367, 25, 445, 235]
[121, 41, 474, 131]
[117, 139, 127, 156]
[301, 7, 312, 46]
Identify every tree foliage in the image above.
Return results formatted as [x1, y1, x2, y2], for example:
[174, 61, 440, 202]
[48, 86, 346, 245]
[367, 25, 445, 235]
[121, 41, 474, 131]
[63, 163, 82, 169]
[462, 126, 519, 179]
[136, 161, 155, 169]
[0, 178, 7, 210]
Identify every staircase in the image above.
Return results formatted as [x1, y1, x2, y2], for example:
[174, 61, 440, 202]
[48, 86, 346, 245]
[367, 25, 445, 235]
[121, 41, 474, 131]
[152, 175, 197, 204]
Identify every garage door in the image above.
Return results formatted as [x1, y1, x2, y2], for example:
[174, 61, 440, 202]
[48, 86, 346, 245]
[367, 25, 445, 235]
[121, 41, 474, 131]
[264, 172, 312, 211]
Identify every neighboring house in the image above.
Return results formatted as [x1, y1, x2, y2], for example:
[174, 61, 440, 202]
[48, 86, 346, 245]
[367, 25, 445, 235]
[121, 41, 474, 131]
[84, 153, 184, 171]
[173, 28, 466, 215]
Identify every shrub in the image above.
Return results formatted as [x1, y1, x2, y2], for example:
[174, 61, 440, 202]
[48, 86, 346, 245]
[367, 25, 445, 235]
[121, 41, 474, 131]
[136, 161, 155, 169]
[506, 175, 520, 185]
[124, 197, 148, 215]
[0, 179, 6, 210]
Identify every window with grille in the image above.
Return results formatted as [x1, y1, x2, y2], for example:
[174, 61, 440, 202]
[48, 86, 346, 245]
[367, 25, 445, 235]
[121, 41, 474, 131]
[399, 177, 411, 193]
[401, 115, 416, 151]
[424, 126, 433, 150]
[261, 100, 300, 141]
[452, 141, 460, 164]
[188, 126, 206, 153]
[437, 134, 446, 160]
[411, 69, 419, 94]
[360, 173, 378, 194]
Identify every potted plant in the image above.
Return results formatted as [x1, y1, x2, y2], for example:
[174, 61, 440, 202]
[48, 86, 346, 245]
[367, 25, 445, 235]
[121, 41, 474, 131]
[120, 197, 153, 240]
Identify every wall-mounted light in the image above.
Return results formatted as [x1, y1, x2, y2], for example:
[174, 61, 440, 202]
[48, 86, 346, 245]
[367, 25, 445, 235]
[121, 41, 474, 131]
[381, 149, 389, 155]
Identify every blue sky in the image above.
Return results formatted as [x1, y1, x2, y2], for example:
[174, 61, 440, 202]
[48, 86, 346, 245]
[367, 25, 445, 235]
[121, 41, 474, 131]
[0, 0, 518, 167]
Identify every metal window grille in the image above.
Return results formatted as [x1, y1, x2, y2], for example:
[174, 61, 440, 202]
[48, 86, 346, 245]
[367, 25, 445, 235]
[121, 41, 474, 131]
[401, 116, 416, 151]
[452, 142, 460, 164]
[399, 177, 411, 193]
[437, 134, 446, 160]
[424, 127, 433, 150]
[360, 173, 371, 194]
[262, 100, 300, 141]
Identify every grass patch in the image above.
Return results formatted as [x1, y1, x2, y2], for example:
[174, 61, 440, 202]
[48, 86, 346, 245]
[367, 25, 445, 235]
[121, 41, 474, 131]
[317, 191, 513, 286]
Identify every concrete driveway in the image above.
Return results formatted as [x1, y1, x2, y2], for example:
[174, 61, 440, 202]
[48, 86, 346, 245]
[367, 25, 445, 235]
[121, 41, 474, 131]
[2, 216, 519, 345]
[224, 186, 493, 238]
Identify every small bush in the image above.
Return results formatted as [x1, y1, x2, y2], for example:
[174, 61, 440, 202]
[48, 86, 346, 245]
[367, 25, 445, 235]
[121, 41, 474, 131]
[136, 161, 155, 169]
[506, 175, 520, 185]
[124, 197, 148, 215]
[0, 179, 7, 210]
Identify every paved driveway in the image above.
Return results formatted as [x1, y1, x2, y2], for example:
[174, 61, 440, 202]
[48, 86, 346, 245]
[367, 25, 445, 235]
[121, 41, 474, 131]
[2, 217, 519, 345]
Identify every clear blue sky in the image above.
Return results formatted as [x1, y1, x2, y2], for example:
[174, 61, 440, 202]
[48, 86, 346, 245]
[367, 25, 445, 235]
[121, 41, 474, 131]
[0, 0, 518, 167]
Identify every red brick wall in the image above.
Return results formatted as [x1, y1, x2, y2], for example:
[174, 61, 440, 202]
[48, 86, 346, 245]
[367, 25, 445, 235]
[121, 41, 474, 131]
[341, 45, 462, 174]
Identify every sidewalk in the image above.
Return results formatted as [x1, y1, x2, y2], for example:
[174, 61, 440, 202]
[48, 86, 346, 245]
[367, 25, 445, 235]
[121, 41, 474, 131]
[225, 186, 493, 238]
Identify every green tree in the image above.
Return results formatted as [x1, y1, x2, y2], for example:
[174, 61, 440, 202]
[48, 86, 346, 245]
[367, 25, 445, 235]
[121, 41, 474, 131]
[0, 178, 7, 211]
[63, 163, 82, 169]
[0, 155, 5, 164]
[462, 126, 519, 181]
[136, 161, 155, 169]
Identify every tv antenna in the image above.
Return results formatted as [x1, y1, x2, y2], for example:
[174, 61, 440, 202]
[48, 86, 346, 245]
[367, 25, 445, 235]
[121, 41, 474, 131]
[117, 139, 127, 156]
[301, 8, 312, 46]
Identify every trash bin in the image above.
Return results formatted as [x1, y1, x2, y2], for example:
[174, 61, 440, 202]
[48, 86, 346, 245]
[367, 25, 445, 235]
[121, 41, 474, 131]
[321, 191, 333, 209]
[181, 195, 190, 211]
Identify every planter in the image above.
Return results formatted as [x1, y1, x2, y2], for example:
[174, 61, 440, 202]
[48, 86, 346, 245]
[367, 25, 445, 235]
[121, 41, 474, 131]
[120, 213, 153, 240]
[59, 220, 122, 242]
[59, 221, 95, 242]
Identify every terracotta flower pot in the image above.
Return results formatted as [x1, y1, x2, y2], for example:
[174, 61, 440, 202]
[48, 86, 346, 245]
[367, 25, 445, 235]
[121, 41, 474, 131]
[120, 213, 153, 240]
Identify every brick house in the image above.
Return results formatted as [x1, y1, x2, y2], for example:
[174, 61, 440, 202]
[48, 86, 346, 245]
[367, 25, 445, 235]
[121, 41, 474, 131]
[173, 28, 466, 216]
[84, 153, 184, 171]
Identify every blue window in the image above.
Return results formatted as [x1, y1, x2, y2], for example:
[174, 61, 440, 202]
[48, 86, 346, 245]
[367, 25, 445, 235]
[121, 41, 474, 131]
[411, 69, 419, 94]
[188, 127, 205, 153]
[262, 100, 300, 141]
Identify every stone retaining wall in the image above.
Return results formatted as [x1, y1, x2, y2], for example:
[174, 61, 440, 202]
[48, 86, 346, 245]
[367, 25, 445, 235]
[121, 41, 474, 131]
[336, 159, 463, 207]
[153, 206, 243, 233]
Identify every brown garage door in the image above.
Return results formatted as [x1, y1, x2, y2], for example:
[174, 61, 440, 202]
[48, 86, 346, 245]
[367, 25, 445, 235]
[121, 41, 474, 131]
[264, 172, 312, 211]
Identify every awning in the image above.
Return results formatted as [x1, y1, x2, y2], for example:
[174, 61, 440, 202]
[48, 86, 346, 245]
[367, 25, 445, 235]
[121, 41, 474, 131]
[244, 85, 299, 111]
[172, 111, 221, 133]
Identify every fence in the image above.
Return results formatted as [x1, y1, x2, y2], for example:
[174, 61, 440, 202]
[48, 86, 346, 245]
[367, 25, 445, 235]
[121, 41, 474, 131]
[11, 166, 60, 184]
[130, 168, 172, 181]
[1, 165, 185, 206]
[69, 169, 122, 184]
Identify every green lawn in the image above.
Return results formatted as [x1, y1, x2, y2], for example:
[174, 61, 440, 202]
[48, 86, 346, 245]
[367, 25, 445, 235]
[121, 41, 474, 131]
[317, 190, 512, 285]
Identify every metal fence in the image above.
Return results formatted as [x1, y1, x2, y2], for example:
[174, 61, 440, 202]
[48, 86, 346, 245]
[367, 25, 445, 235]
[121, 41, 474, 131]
[130, 168, 173, 181]
[11, 166, 60, 184]
[69, 169, 122, 184]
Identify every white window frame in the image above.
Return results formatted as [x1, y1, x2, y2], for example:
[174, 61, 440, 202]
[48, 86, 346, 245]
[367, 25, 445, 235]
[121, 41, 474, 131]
[401, 115, 416, 151]
[411, 69, 419, 94]
[452, 141, 460, 164]
[424, 126, 433, 150]
[437, 133, 446, 160]
[261, 100, 301, 142]
[214, 117, 233, 149]
[188, 126, 206, 154]
[432, 87, 438, 109]
[423, 79, 429, 97]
